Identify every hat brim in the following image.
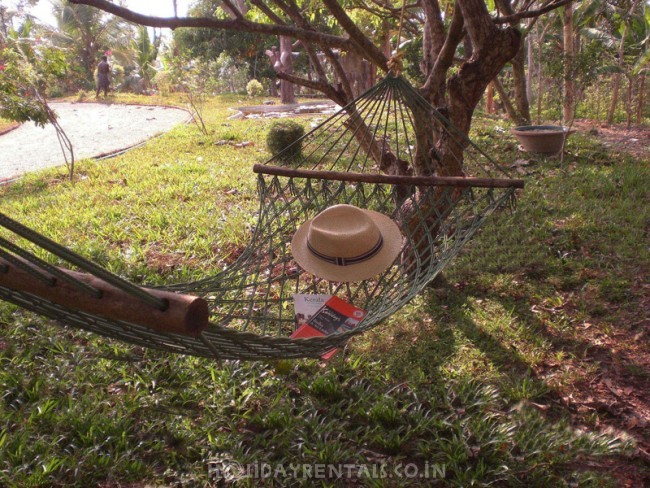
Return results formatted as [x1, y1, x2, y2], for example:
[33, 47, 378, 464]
[291, 209, 403, 282]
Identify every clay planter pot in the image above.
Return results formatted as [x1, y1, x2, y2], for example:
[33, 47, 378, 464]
[511, 125, 574, 154]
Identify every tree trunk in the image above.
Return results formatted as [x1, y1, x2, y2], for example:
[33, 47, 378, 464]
[444, 0, 522, 176]
[537, 22, 544, 124]
[637, 74, 646, 125]
[279, 36, 295, 104]
[495, 0, 530, 123]
[626, 75, 633, 129]
[486, 82, 494, 113]
[562, 2, 575, 125]
[607, 0, 640, 124]
[526, 19, 534, 103]
[493, 76, 528, 125]
[511, 47, 531, 123]
[607, 49, 625, 124]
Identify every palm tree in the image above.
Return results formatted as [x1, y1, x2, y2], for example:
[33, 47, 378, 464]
[48, 0, 134, 88]
[134, 25, 161, 90]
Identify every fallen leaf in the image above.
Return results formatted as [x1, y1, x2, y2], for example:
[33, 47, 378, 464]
[530, 402, 550, 411]
[603, 378, 623, 396]
[510, 158, 531, 167]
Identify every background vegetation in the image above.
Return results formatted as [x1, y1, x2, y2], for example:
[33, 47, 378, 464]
[1, 1, 648, 124]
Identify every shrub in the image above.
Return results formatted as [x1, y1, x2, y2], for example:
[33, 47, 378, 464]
[246, 79, 264, 97]
[153, 70, 172, 96]
[111, 64, 125, 89]
[266, 120, 305, 161]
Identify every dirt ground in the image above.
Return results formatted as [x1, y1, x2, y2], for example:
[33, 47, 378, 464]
[573, 119, 650, 161]
[554, 119, 650, 486]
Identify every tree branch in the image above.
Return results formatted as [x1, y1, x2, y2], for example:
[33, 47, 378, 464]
[422, 2, 464, 101]
[460, 0, 501, 48]
[221, 0, 244, 20]
[323, 50, 355, 102]
[275, 71, 345, 104]
[350, 0, 420, 36]
[269, 0, 331, 86]
[67, 0, 356, 52]
[321, 0, 389, 71]
[494, 0, 572, 24]
[250, 0, 286, 25]
[420, 0, 445, 78]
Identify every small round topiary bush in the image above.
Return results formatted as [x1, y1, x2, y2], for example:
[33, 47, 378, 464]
[266, 120, 305, 161]
[246, 79, 264, 97]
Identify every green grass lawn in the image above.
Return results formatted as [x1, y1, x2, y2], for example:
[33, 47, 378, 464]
[0, 116, 19, 134]
[0, 94, 648, 486]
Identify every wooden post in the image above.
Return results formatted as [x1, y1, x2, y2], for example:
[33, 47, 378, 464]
[0, 258, 209, 337]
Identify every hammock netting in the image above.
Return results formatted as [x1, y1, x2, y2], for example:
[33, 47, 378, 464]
[0, 76, 523, 360]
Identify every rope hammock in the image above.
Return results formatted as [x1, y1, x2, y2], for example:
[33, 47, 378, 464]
[0, 75, 523, 360]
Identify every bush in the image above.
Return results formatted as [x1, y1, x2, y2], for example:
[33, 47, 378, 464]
[266, 120, 305, 161]
[110, 64, 125, 89]
[153, 70, 172, 96]
[246, 79, 264, 97]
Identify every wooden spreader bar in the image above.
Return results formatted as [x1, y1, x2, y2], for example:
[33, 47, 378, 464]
[253, 164, 525, 189]
[0, 257, 209, 337]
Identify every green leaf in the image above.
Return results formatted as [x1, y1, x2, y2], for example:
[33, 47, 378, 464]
[632, 49, 650, 74]
[581, 27, 618, 49]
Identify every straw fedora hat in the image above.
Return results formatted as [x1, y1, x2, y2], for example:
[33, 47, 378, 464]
[291, 204, 403, 282]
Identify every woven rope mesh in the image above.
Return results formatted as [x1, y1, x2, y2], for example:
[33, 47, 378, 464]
[0, 76, 518, 360]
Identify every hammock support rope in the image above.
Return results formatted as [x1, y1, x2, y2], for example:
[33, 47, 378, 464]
[0, 76, 523, 360]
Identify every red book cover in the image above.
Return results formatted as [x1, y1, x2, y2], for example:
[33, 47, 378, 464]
[290, 296, 366, 360]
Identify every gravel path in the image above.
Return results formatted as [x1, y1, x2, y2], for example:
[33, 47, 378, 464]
[0, 102, 189, 181]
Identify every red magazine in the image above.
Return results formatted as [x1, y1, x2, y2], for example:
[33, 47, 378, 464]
[291, 296, 366, 360]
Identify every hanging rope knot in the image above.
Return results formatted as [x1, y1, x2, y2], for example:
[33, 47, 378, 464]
[387, 52, 404, 76]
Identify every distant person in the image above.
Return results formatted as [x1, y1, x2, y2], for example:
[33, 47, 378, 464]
[96, 55, 110, 99]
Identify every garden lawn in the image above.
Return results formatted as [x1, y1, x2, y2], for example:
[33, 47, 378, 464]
[0, 116, 18, 134]
[0, 94, 647, 487]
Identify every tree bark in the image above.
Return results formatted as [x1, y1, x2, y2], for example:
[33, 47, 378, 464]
[486, 82, 494, 113]
[420, 0, 445, 80]
[526, 19, 534, 103]
[536, 21, 552, 124]
[493, 76, 527, 125]
[445, 0, 521, 175]
[562, 2, 575, 125]
[495, 0, 531, 123]
[626, 74, 633, 129]
[511, 47, 531, 123]
[607, 0, 641, 124]
[637, 74, 646, 125]
[279, 36, 295, 104]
